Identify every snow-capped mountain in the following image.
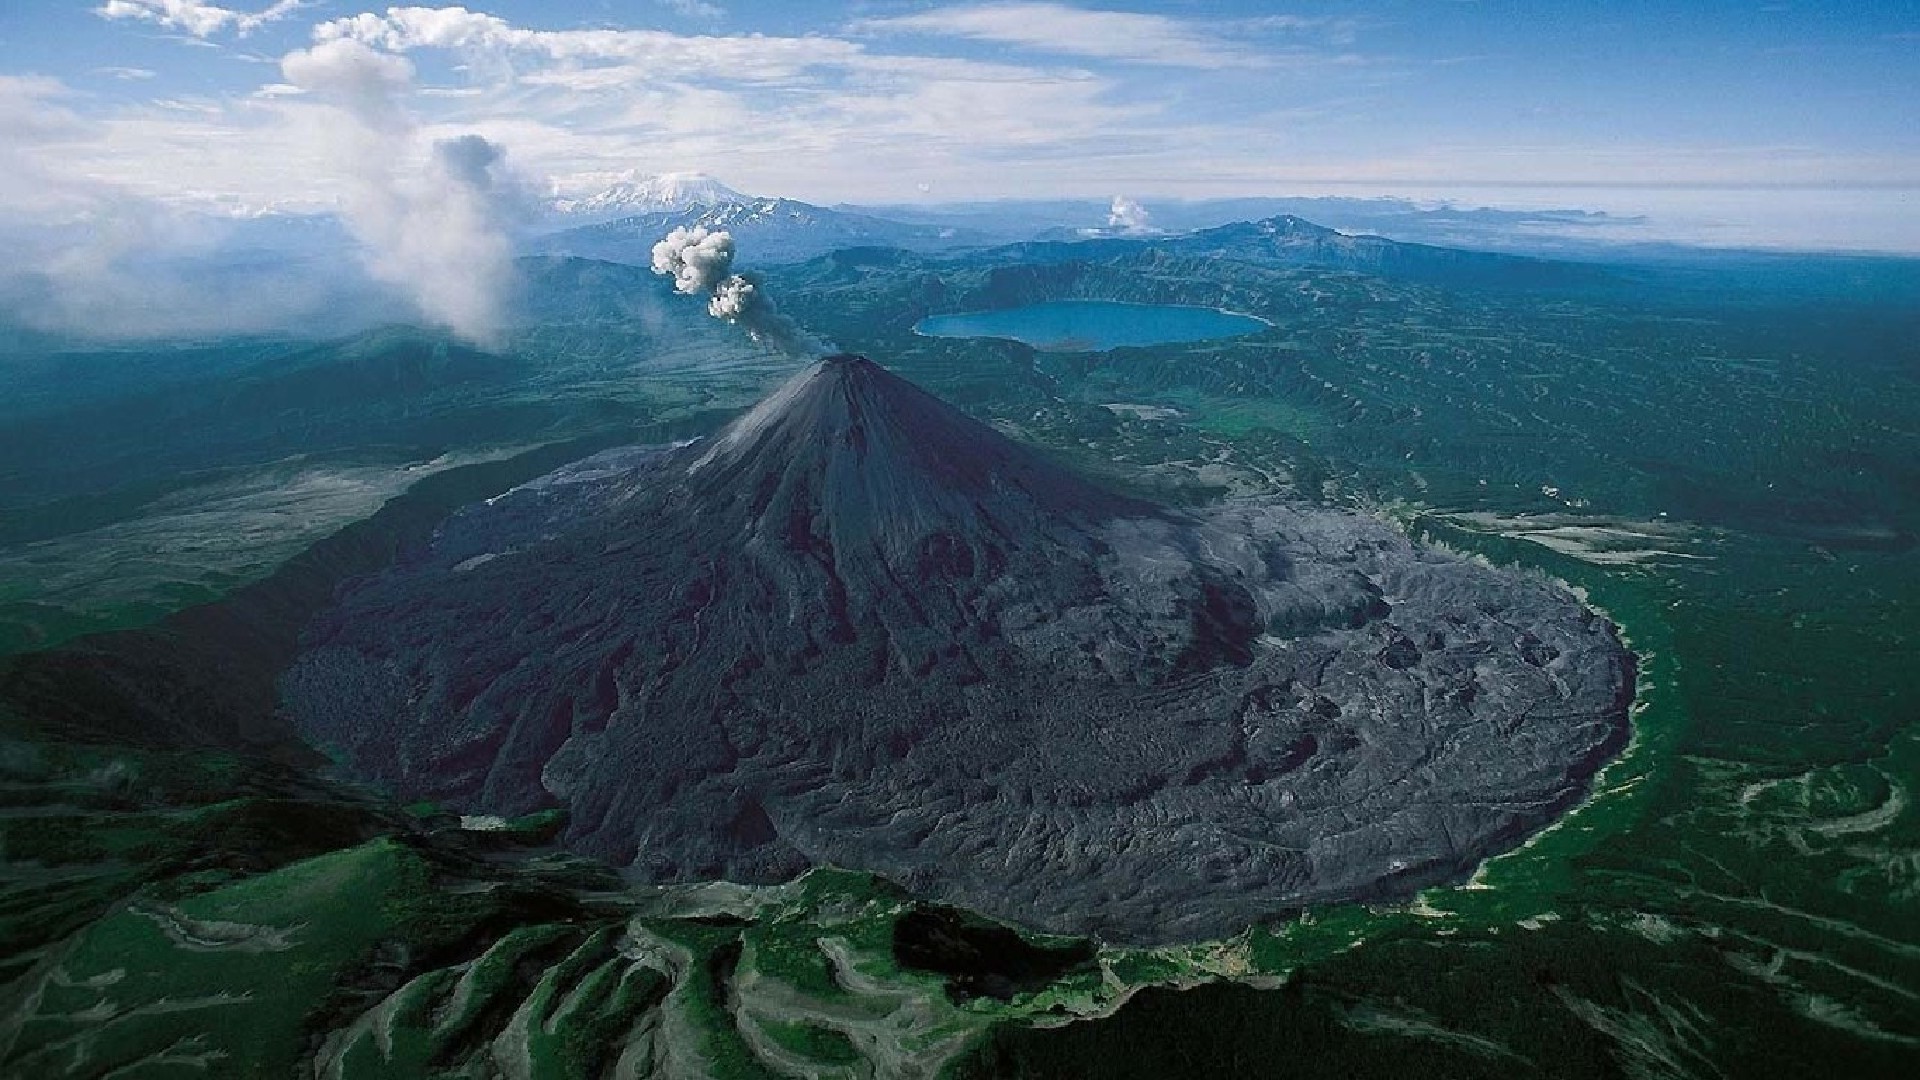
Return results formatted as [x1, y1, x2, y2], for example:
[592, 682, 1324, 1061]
[549, 172, 748, 221]
[531, 195, 995, 264]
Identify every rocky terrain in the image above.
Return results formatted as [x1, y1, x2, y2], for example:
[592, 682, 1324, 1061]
[285, 355, 1633, 944]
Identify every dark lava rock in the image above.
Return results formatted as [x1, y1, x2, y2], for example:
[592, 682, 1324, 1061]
[284, 355, 1632, 944]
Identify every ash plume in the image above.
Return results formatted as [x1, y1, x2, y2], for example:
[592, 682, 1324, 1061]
[707, 274, 758, 321]
[649, 223, 735, 294]
[649, 225, 826, 354]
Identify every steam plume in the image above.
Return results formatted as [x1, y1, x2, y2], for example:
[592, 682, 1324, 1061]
[649, 225, 825, 354]
[1107, 195, 1157, 235]
[280, 38, 515, 345]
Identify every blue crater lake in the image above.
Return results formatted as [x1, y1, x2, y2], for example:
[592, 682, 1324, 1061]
[914, 300, 1269, 352]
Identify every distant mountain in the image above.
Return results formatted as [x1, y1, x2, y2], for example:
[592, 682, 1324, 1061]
[548, 171, 746, 221]
[840, 196, 1653, 258]
[1181, 214, 1608, 283]
[1152, 198, 1638, 254]
[1001, 214, 1610, 287]
[530, 196, 995, 265]
[539, 176, 1602, 278]
[835, 198, 1103, 241]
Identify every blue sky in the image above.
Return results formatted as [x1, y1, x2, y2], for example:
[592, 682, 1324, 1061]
[0, 1, 1915, 247]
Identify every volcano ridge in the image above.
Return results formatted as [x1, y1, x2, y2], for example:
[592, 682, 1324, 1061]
[286, 355, 1633, 943]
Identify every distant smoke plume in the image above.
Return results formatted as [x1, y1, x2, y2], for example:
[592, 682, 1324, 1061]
[650, 224, 736, 295]
[650, 225, 825, 354]
[1107, 195, 1157, 235]
[281, 38, 516, 345]
[434, 133, 503, 189]
[706, 274, 758, 321]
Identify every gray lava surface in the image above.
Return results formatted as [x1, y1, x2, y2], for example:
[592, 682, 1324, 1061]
[284, 356, 1632, 944]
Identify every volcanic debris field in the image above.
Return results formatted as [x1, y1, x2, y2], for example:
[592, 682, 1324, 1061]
[284, 355, 1631, 945]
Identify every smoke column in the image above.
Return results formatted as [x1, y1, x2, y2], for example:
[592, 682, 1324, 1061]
[650, 225, 825, 354]
[650, 224, 735, 295]
[1107, 196, 1157, 235]
[280, 38, 516, 346]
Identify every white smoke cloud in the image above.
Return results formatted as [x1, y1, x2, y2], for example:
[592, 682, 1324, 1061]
[280, 37, 517, 345]
[707, 274, 756, 320]
[1107, 195, 1157, 234]
[649, 225, 825, 354]
[650, 224, 736, 295]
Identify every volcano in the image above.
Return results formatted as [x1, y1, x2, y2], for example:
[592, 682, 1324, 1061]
[285, 356, 1631, 943]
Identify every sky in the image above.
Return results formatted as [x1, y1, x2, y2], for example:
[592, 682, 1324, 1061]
[0, 1, 1916, 250]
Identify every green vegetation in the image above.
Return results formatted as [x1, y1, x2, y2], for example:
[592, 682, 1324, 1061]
[777, 245, 1920, 1075]
[758, 1017, 863, 1066]
[3, 241, 1917, 1076]
[4, 838, 421, 1076]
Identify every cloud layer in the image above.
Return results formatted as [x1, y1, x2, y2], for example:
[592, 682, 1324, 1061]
[853, 2, 1269, 69]
[43, 3, 1909, 213]
[0, 0, 1904, 265]
[96, 0, 305, 39]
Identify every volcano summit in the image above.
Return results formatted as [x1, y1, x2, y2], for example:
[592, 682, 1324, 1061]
[285, 356, 1632, 944]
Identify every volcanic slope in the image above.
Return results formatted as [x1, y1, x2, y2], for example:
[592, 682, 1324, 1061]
[285, 356, 1632, 944]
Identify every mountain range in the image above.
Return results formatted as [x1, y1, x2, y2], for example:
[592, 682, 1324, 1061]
[529, 174, 1602, 284]
[991, 214, 1611, 286]
[547, 170, 748, 220]
[532, 192, 998, 265]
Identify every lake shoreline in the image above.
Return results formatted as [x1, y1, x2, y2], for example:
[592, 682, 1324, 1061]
[914, 299, 1274, 352]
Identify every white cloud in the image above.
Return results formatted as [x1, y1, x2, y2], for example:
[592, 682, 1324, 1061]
[289, 6, 1157, 198]
[852, 2, 1269, 69]
[96, 0, 306, 39]
[0, 76, 104, 216]
[281, 37, 415, 128]
[655, 0, 725, 19]
[0, 77, 385, 339]
[314, 6, 866, 81]
[0, 75, 80, 137]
